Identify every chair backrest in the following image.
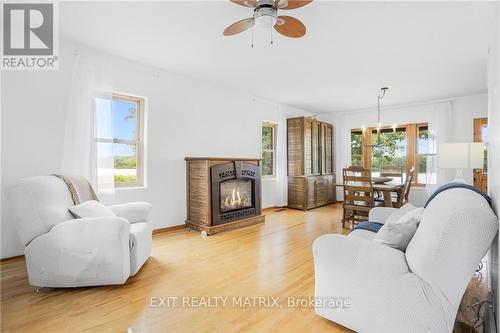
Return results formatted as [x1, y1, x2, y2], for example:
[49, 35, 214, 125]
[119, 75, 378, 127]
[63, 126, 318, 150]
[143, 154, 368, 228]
[406, 188, 498, 311]
[342, 166, 375, 206]
[380, 164, 403, 183]
[398, 166, 415, 206]
[6, 176, 75, 246]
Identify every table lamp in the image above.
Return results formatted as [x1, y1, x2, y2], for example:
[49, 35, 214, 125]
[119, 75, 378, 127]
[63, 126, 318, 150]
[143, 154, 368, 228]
[438, 143, 484, 184]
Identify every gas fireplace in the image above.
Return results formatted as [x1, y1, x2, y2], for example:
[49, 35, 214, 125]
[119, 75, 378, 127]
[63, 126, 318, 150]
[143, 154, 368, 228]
[185, 157, 264, 235]
[211, 161, 261, 225]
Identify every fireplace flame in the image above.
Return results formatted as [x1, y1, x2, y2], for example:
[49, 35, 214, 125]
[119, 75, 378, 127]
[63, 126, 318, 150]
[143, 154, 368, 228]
[223, 188, 251, 210]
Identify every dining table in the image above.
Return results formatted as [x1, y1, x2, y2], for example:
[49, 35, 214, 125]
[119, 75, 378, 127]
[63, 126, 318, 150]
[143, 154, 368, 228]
[372, 182, 404, 208]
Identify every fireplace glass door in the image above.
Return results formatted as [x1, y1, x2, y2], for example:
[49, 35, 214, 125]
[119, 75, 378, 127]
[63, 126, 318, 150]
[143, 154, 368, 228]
[220, 179, 253, 213]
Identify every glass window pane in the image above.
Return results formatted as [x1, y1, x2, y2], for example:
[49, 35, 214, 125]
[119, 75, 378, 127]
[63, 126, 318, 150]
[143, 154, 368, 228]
[371, 129, 407, 183]
[481, 125, 488, 172]
[113, 143, 137, 183]
[418, 126, 429, 184]
[262, 126, 273, 150]
[351, 131, 363, 166]
[112, 99, 137, 141]
[96, 141, 114, 190]
[262, 151, 274, 176]
[95, 98, 113, 139]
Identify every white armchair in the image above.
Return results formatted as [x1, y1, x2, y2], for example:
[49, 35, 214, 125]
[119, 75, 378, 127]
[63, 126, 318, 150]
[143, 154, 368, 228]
[7, 176, 153, 288]
[313, 187, 498, 332]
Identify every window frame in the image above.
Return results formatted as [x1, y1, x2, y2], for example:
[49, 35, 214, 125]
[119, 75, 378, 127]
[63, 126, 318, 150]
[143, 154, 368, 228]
[350, 122, 429, 187]
[261, 122, 277, 178]
[415, 123, 431, 187]
[95, 93, 145, 189]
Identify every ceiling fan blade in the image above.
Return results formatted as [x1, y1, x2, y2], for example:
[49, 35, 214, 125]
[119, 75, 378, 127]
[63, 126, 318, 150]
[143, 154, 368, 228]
[223, 18, 255, 36]
[230, 0, 257, 8]
[278, 0, 312, 10]
[275, 0, 288, 8]
[274, 16, 306, 38]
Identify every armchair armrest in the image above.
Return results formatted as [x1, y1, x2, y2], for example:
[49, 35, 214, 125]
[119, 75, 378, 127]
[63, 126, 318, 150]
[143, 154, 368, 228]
[313, 234, 409, 277]
[24, 217, 131, 287]
[369, 207, 398, 223]
[107, 202, 152, 224]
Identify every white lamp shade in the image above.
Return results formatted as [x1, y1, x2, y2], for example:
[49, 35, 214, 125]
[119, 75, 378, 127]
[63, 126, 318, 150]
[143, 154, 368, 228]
[469, 143, 485, 169]
[438, 143, 484, 169]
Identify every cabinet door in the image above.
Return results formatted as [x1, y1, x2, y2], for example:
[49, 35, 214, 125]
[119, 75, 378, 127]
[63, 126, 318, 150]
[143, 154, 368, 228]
[287, 118, 304, 176]
[306, 177, 316, 209]
[288, 176, 306, 210]
[316, 177, 329, 206]
[312, 121, 321, 175]
[327, 176, 336, 203]
[320, 123, 326, 174]
[304, 118, 313, 176]
[321, 123, 333, 175]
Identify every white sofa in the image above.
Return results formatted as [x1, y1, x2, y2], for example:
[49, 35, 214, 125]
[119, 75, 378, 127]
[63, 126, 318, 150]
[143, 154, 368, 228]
[7, 176, 153, 288]
[313, 187, 498, 332]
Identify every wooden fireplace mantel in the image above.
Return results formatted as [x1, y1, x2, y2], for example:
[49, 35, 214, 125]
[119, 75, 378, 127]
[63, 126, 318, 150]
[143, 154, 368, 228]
[185, 157, 265, 235]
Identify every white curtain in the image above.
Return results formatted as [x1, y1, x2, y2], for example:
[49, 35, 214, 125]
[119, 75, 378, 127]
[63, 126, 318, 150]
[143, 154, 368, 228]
[275, 105, 288, 207]
[61, 51, 115, 193]
[425, 101, 454, 193]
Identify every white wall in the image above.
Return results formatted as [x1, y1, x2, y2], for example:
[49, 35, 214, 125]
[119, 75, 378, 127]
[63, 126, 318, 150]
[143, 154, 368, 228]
[487, 4, 500, 328]
[322, 93, 488, 207]
[0, 39, 312, 259]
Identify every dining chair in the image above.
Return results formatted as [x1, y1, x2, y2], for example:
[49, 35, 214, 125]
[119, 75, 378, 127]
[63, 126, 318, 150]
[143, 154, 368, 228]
[342, 166, 383, 229]
[393, 167, 415, 208]
[380, 164, 404, 184]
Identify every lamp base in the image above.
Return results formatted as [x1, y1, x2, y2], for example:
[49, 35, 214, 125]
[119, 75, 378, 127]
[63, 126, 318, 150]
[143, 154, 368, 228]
[451, 169, 466, 184]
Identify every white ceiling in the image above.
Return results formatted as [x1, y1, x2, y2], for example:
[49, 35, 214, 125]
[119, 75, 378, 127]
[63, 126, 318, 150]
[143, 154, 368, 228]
[60, 1, 497, 113]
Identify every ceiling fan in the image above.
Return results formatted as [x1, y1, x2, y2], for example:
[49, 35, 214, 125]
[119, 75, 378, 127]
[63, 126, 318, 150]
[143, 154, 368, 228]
[223, 0, 312, 40]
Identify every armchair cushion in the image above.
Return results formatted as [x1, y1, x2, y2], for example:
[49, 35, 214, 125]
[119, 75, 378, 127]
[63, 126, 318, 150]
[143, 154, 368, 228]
[384, 203, 417, 224]
[7, 176, 74, 246]
[24, 217, 131, 287]
[368, 207, 398, 223]
[107, 202, 152, 224]
[69, 200, 116, 219]
[373, 219, 418, 251]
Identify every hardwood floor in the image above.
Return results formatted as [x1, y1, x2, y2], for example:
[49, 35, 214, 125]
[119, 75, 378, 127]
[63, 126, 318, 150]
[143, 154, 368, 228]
[1, 204, 351, 333]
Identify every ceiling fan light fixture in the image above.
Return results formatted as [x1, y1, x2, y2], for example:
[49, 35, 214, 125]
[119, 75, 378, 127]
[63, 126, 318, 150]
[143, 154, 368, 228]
[254, 7, 277, 29]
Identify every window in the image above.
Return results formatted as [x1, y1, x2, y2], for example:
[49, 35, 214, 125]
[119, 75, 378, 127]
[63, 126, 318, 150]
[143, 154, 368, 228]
[262, 122, 277, 177]
[371, 127, 407, 183]
[416, 124, 430, 185]
[350, 130, 363, 166]
[350, 123, 429, 185]
[479, 122, 488, 172]
[96, 93, 145, 188]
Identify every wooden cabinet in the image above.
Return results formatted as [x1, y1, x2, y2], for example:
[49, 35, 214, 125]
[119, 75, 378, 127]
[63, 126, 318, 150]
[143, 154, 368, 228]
[287, 117, 336, 210]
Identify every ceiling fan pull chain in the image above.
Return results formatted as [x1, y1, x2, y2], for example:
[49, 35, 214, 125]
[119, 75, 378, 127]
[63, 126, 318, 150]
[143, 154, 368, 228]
[270, 23, 274, 45]
[251, 22, 254, 48]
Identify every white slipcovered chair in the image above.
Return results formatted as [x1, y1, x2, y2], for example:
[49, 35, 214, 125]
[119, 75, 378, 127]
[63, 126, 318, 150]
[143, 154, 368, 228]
[313, 187, 498, 332]
[7, 176, 153, 288]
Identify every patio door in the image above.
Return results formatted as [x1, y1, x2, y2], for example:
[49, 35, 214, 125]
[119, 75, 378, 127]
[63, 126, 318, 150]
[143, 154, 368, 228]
[473, 117, 488, 192]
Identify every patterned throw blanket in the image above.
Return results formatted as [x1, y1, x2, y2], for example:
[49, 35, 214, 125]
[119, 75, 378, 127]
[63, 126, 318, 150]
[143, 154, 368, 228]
[51, 174, 99, 205]
[353, 221, 384, 233]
